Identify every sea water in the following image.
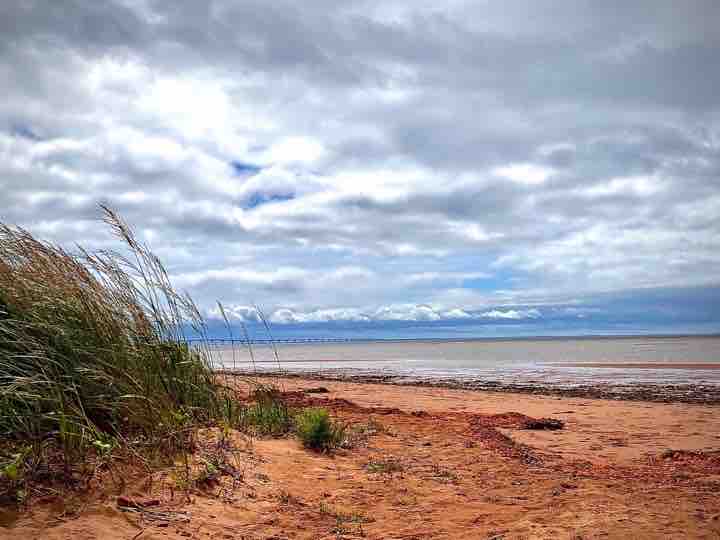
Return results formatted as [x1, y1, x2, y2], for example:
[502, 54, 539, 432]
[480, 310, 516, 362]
[210, 335, 720, 387]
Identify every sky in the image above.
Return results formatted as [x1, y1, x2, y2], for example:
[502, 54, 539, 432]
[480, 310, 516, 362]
[1, 0, 719, 337]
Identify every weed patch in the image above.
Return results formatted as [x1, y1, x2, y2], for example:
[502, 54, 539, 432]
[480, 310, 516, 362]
[241, 386, 293, 437]
[365, 457, 404, 475]
[295, 408, 346, 451]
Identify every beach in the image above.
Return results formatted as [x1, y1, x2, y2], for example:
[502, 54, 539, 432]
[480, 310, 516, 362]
[4, 0, 719, 536]
[5, 375, 719, 539]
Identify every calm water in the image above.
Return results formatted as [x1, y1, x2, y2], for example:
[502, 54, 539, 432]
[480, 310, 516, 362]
[211, 336, 720, 387]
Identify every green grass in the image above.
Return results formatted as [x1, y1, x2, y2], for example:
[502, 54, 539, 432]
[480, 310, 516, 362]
[0, 206, 242, 496]
[240, 386, 293, 437]
[294, 408, 346, 451]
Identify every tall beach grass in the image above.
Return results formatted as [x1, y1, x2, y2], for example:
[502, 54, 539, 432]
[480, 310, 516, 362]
[0, 206, 236, 484]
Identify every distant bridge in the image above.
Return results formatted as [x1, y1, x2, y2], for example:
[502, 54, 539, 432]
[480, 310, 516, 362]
[181, 334, 716, 346]
[186, 337, 372, 345]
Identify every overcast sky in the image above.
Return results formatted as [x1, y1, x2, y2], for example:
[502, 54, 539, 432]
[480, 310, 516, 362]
[1, 0, 719, 330]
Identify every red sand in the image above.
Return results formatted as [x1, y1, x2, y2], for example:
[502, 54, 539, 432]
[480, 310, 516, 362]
[2, 376, 719, 539]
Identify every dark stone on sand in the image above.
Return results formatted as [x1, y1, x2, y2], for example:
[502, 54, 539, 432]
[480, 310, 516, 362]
[117, 496, 161, 508]
[521, 418, 564, 430]
[303, 386, 330, 393]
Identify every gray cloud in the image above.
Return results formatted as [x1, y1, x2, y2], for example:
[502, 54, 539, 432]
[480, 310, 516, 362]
[1, 0, 719, 322]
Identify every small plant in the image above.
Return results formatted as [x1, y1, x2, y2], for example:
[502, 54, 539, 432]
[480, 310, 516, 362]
[428, 463, 458, 483]
[0, 447, 30, 502]
[195, 459, 220, 487]
[319, 500, 333, 515]
[319, 502, 373, 537]
[344, 418, 389, 448]
[1, 451, 26, 484]
[241, 386, 293, 437]
[91, 433, 117, 457]
[171, 468, 191, 491]
[294, 408, 345, 451]
[365, 457, 404, 474]
[319, 502, 373, 522]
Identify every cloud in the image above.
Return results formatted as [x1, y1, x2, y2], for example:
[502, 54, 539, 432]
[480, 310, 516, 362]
[269, 307, 371, 324]
[492, 163, 554, 186]
[225, 304, 542, 324]
[479, 309, 541, 320]
[1, 0, 719, 330]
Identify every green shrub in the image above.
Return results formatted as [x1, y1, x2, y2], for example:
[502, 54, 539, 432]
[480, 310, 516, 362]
[294, 408, 345, 451]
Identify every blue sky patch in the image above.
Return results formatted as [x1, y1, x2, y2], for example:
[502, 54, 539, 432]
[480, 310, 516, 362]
[243, 192, 295, 209]
[231, 161, 261, 175]
[11, 124, 43, 141]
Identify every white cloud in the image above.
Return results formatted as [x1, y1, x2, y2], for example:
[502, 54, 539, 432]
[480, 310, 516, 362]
[207, 304, 261, 323]
[373, 304, 441, 321]
[580, 175, 665, 197]
[492, 163, 554, 185]
[262, 137, 326, 165]
[440, 308, 473, 319]
[479, 309, 541, 320]
[247, 304, 542, 324]
[402, 271, 490, 284]
[269, 307, 371, 324]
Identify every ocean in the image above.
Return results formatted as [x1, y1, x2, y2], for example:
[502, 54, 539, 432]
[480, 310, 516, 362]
[210, 335, 720, 388]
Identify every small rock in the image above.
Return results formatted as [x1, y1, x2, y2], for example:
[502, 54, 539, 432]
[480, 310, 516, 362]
[303, 386, 330, 393]
[117, 496, 160, 508]
[521, 418, 564, 430]
[116, 496, 139, 508]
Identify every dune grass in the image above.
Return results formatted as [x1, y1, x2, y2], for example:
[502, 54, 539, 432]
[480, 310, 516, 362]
[0, 206, 241, 495]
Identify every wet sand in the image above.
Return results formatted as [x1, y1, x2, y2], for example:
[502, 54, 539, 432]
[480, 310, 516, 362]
[3, 376, 719, 539]
[232, 368, 720, 404]
[553, 362, 720, 369]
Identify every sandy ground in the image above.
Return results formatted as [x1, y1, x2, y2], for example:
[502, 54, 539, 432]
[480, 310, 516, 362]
[2, 376, 719, 540]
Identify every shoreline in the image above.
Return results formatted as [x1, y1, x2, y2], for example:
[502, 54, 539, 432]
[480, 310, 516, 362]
[221, 369, 720, 404]
[551, 362, 720, 369]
